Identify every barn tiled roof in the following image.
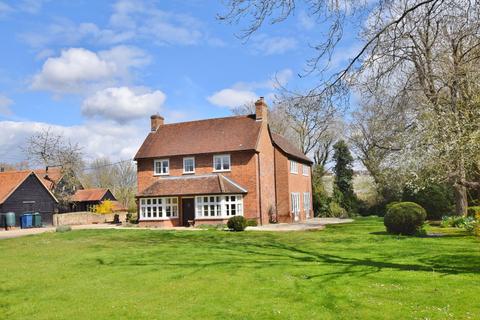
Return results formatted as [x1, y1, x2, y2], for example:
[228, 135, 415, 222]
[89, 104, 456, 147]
[137, 174, 248, 197]
[72, 188, 110, 202]
[134, 115, 262, 160]
[271, 133, 313, 164]
[33, 167, 63, 190]
[34, 167, 63, 191]
[0, 170, 58, 204]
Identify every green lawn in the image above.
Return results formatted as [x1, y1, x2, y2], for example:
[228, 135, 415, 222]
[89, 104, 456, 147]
[1, 218, 479, 319]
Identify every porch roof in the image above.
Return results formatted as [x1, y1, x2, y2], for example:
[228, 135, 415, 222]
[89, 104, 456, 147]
[137, 174, 247, 197]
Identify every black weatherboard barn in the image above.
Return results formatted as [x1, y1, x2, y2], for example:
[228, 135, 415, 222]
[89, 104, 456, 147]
[0, 170, 58, 226]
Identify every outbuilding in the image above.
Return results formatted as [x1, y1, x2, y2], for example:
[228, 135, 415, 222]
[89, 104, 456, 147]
[0, 171, 59, 226]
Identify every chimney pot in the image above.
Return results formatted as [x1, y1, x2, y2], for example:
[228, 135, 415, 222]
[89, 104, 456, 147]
[151, 114, 164, 131]
[255, 97, 268, 122]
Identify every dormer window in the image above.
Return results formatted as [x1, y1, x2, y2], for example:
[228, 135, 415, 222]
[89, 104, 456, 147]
[213, 154, 231, 172]
[154, 159, 169, 176]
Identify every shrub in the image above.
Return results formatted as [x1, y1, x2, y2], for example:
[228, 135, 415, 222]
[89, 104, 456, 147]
[126, 213, 138, 224]
[313, 190, 330, 217]
[227, 216, 247, 231]
[440, 216, 475, 228]
[94, 200, 114, 214]
[56, 225, 72, 233]
[328, 201, 348, 218]
[246, 219, 258, 227]
[467, 206, 480, 218]
[402, 184, 454, 220]
[384, 202, 426, 235]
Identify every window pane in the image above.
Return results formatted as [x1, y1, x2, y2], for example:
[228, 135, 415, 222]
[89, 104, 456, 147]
[147, 199, 151, 205]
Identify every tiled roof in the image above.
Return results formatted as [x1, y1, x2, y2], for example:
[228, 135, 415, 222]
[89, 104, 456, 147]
[34, 167, 63, 191]
[271, 132, 313, 164]
[137, 174, 248, 197]
[0, 170, 58, 204]
[112, 200, 127, 212]
[134, 115, 262, 160]
[72, 188, 110, 202]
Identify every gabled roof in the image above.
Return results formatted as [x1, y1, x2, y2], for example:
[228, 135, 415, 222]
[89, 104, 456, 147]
[134, 115, 262, 160]
[72, 188, 112, 202]
[271, 132, 313, 164]
[0, 170, 59, 204]
[34, 167, 63, 191]
[137, 174, 248, 197]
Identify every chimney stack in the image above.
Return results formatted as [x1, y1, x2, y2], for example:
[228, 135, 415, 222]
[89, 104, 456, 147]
[151, 114, 164, 131]
[255, 97, 268, 122]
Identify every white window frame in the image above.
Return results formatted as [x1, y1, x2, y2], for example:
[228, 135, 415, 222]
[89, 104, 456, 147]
[303, 192, 311, 218]
[183, 157, 195, 174]
[213, 154, 231, 172]
[139, 197, 179, 220]
[290, 160, 298, 174]
[303, 164, 309, 176]
[291, 192, 300, 221]
[154, 159, 170, 176]
[195, 195, 243, 219]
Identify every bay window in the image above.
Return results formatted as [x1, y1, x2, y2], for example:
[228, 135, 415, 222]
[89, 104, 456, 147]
[140, 197, 178, 220]
[195, 195, 243, 218]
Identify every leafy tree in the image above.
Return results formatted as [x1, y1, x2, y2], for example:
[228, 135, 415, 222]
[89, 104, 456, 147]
[332, 140, 356, 212]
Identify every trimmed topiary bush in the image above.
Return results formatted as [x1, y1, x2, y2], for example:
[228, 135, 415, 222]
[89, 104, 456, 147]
[227, 216, 247, 231]
[384, 202, 426, 235]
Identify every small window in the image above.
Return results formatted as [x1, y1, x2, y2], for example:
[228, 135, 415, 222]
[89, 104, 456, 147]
[154, 159, 169, 175]
[183, 157, 195, 174]
[303, 164, 309, 176]
[213, 154, 231, 172]
[290, 160, 298, 174]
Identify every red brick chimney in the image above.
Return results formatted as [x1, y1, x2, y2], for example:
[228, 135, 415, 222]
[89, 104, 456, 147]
[255, 97, 268, 122]
[151, 114, 164, 132]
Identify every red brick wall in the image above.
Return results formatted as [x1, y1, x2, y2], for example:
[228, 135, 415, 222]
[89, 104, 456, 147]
[256, 123, 277, 224]
[274, 149, 291, 223]
[274, 149, 313, 222]
[137, 150, 260, 221]
[288, 159, 313, 222]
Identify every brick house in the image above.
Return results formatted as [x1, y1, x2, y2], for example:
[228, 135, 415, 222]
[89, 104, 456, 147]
[134, 98, 313, 227]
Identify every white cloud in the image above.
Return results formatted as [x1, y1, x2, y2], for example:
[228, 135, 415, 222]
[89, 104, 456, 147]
[82, 87, 166, 123]
[110, 0, 204, 46]
[207, 89, 257, 109]
[31, 46, 149, 94]
[207, 68, 294, 109]
[251, 35, 298, 55]
[20, 0, 222, 49]
[0, 120, 147, 163]
[0, 94, 13, 115]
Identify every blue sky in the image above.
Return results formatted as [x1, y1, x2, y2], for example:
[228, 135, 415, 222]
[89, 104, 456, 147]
[0, 0, 358, 163]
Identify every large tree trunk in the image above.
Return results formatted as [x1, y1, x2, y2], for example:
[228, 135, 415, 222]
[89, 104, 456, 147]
[454, 183, 468, 216]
